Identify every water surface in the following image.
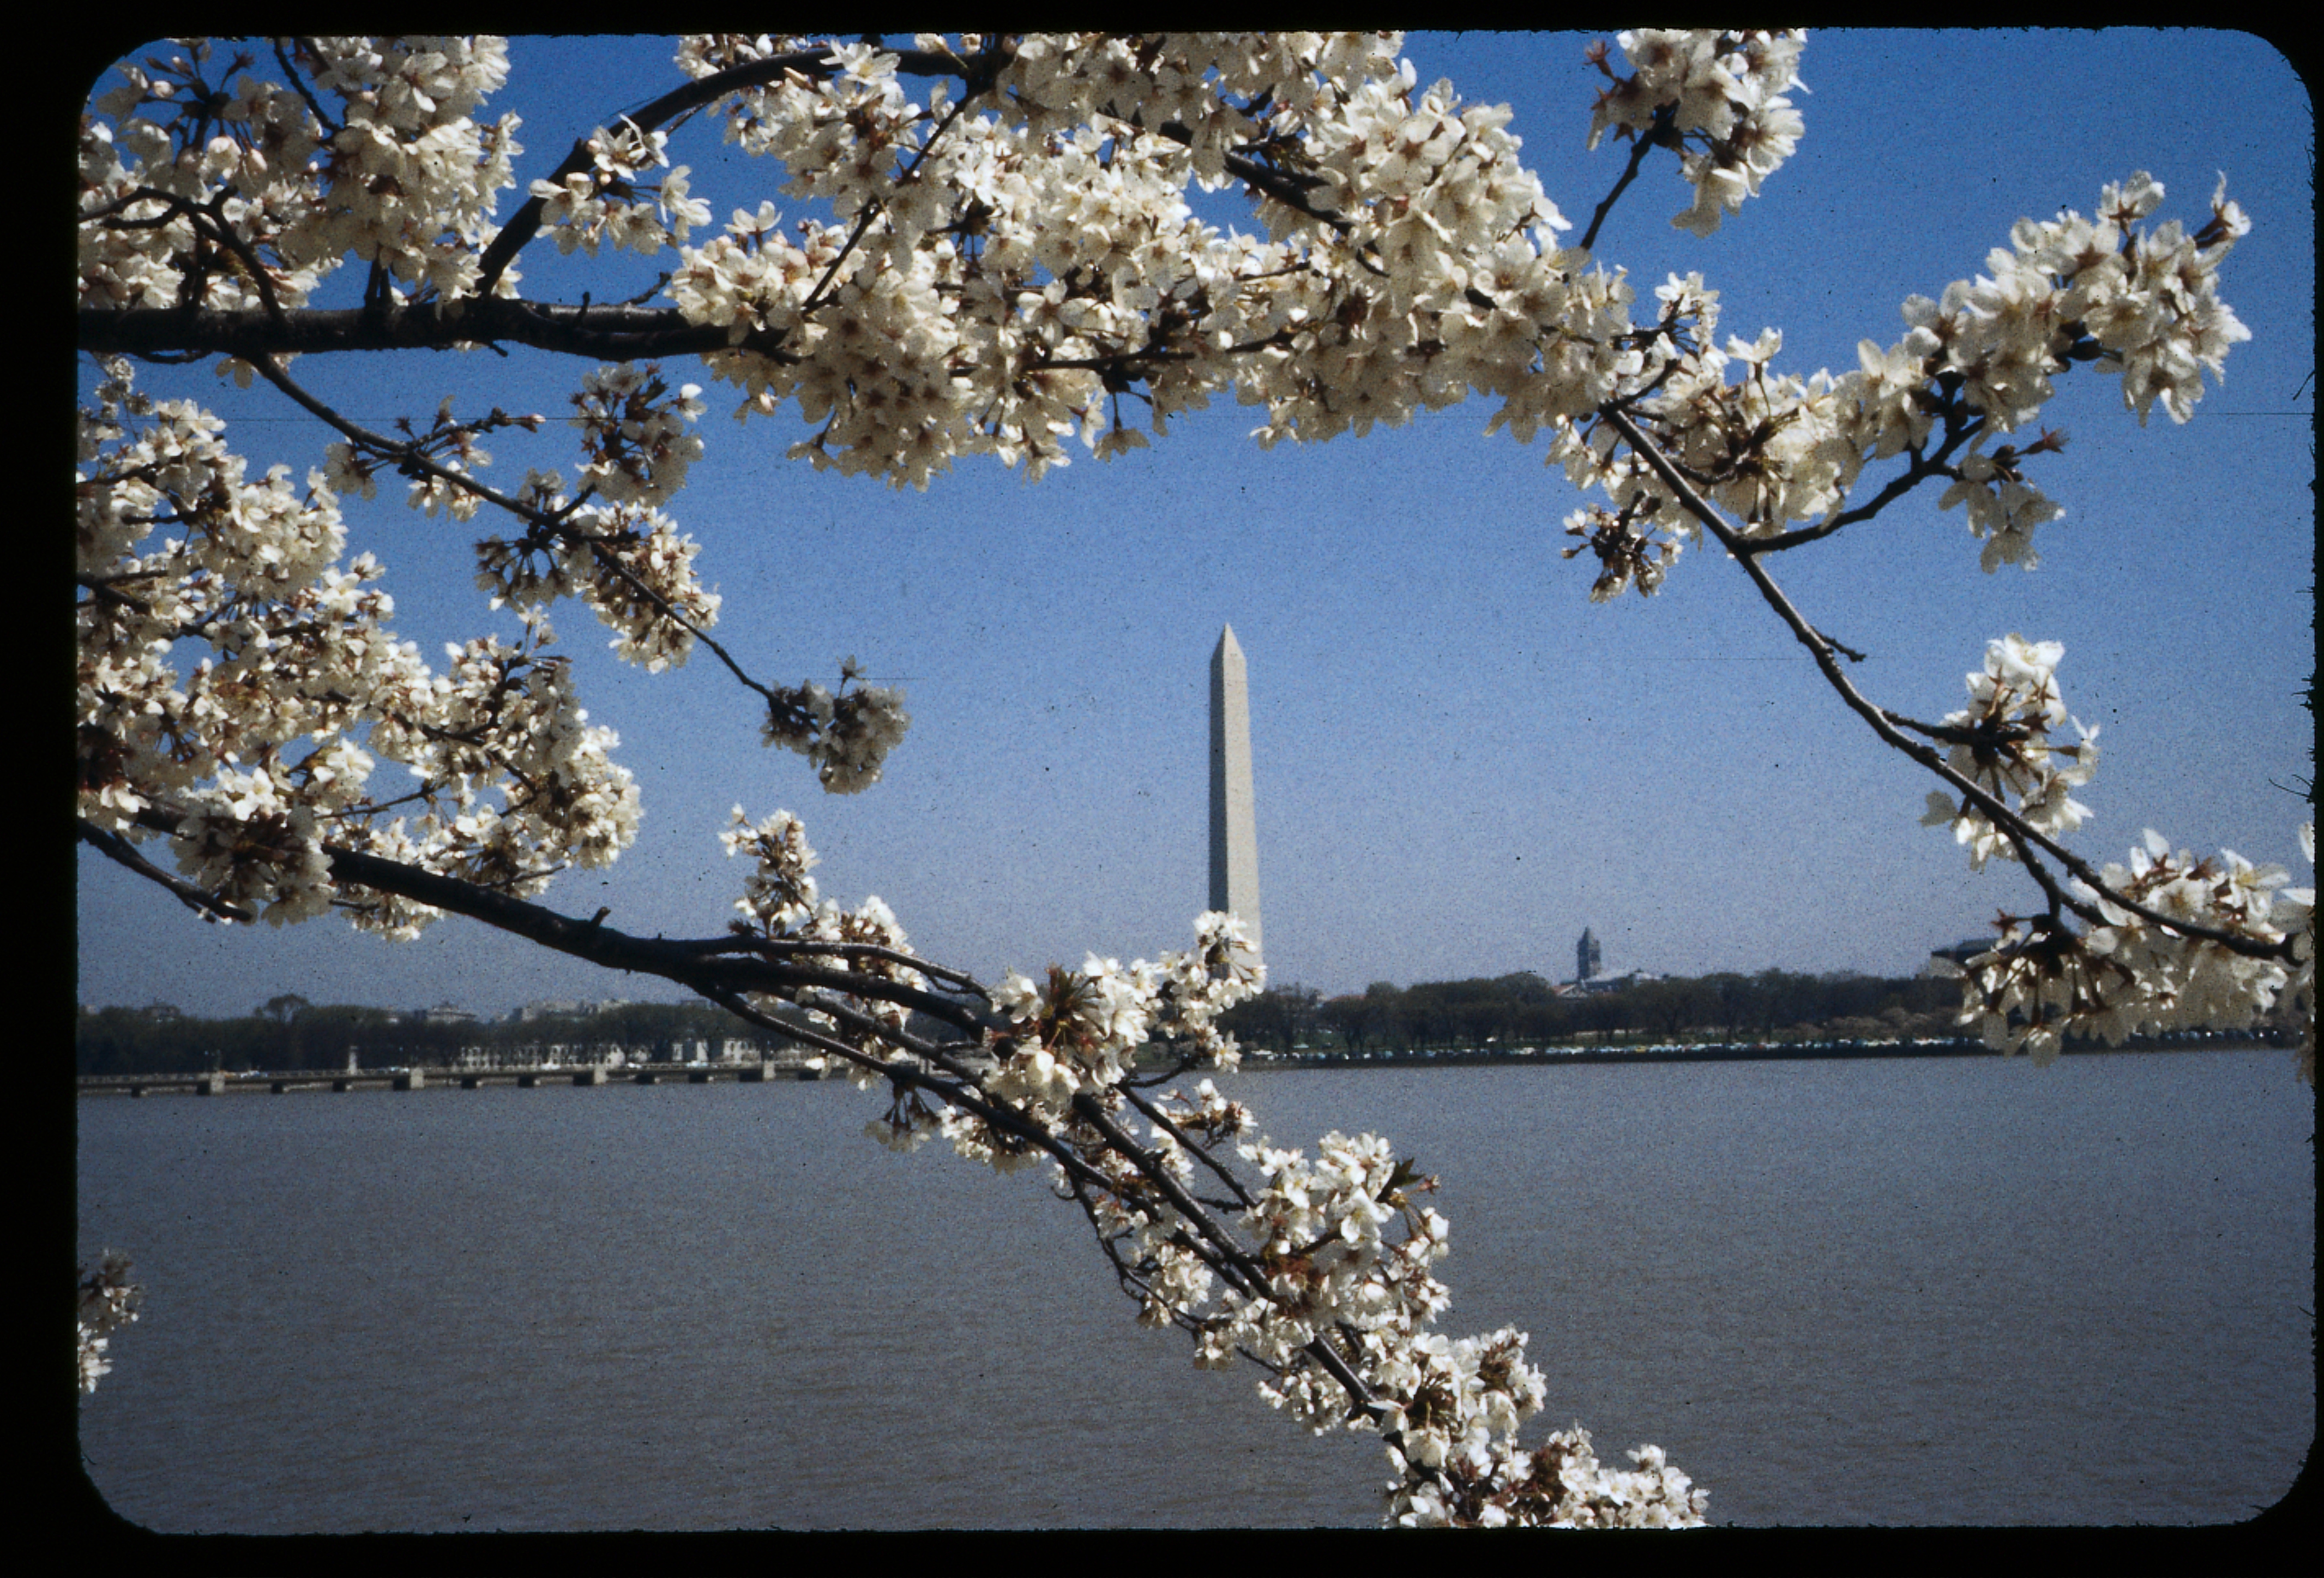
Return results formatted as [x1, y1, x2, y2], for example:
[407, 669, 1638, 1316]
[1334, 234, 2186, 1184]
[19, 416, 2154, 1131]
[75, 1049, 2313, 1529]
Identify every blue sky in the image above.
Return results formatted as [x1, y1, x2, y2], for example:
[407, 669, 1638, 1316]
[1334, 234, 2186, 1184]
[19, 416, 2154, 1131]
[76, 32, 2315, 1018]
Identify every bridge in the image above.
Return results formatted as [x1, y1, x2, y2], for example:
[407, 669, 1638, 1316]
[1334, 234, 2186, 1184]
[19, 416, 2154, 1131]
[77, 1057, 834, 1097]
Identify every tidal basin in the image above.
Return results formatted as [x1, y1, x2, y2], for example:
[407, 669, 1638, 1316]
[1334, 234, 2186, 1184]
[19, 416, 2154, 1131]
[76, 1049, 2311, 1529]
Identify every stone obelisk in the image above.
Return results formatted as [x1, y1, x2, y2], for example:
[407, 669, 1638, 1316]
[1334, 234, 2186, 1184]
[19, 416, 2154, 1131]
[1209, 625, 1261, 955]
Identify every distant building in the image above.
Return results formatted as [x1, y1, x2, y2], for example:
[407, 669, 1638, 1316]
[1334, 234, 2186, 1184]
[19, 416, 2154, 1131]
[1578, 969, 1659, 995]
[1575, 927, 1602, 983]
[517, 997, 632, 1021]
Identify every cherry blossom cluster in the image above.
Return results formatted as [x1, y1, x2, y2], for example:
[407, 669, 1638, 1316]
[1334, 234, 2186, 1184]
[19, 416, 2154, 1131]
[978, 913, 1262, 1121]
[720, 805, 822, 932]
[1955, 829, 2314, 1065]
[1567, 173, 2248, 591]
[341, 367, 730, 676]
[758, 659, 913, 794]
[77, 361, 639, 934]
[943, 926, 1266, 1300]
[1585, 29, 1806, 237]
[317, 396, 515, 518]
[666, 34, 1641, 484]
[1980, 172, 2250, 430]
[1894, 637, 2307, 1067]
[1194, 1130, 1449, 1394]
[77, 1253, 141, 1396]
[1182, 1133, 1702, 1526]
[297, 37, 523, 298]
[1932, 433, 2068, 574]
[1560, 501, 1679, 602]
[568, 364, 709, 507]
[720, 804, 928, 1073]
[1028, 1087, 1227, 1321]
[478, 503, 721, 674]
[1917, 635, 2100, 872]
[1383, 1358, 1707, 1526]
[717, 817, 1256, 1185]
[1414, 1428, 1708, 1529]
[81, 38, 522, 310]
[529, 118, 710, 257]
[77, 346, 880, 937]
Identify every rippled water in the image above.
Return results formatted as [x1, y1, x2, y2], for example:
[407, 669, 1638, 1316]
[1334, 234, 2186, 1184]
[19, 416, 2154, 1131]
[75, 1049, 2313, 1529]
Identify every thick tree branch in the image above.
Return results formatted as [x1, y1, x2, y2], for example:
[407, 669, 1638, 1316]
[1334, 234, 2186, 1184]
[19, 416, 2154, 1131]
[78, 300, 795, 363]
[98, 803, 988, 1030]
[76, 816, 254, 923]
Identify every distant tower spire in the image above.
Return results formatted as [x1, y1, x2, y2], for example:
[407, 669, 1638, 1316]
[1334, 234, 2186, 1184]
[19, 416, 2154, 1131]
[1576, 927, 1601, 983]
[1209, 625, 1261, 955]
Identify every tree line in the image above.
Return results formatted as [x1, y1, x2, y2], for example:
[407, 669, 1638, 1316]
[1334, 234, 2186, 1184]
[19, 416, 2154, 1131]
[1224, 966, 2307, 1057]
[86, 964, 2297, 1077]
[1230, 969, 1994, 1057]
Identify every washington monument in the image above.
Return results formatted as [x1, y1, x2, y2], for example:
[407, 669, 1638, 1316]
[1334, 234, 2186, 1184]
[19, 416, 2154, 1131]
[1209, 625, 1261, 954]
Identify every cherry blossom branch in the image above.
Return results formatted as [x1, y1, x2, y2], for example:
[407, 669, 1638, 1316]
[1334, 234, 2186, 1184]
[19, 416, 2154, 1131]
[705, 928, 992, 1000]
[171, 817, 974, 1031]
[473, 39, 1008, 297]
[1145, 121, 1352, 236]
[91, 184, 292, 318]
[272, 38, 340, 139]
[1119, 1084, 1260, 1209]
[1735, 379, 2013, 558]
[696, 977, 1288, 1310]
[1066, 1091, 1267, 1283]
[1601, 405, 2296, 963]
[691, 984, 1211, 1227]
[686, 921, 1383, 1418]
[76, 816, 254, 923]
[794, 75, 988, 322]
[244, 353, 794, 716]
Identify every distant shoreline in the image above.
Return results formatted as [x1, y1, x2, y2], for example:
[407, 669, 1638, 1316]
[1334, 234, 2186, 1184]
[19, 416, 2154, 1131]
[74, 1030, 2298, 1089]
[1226, 1031, 2295, 1072]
